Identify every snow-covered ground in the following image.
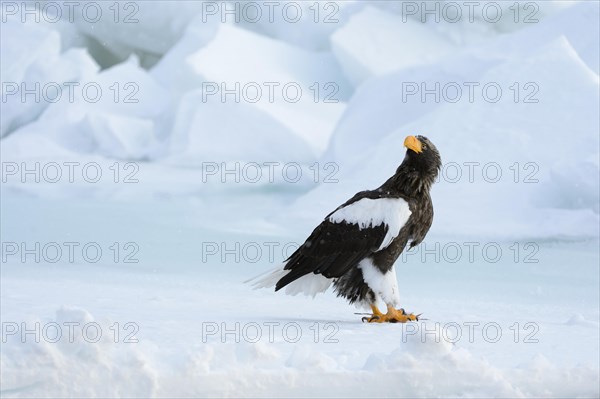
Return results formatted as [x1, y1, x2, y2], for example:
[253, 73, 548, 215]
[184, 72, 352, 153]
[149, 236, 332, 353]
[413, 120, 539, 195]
[1, 1, 599, 397]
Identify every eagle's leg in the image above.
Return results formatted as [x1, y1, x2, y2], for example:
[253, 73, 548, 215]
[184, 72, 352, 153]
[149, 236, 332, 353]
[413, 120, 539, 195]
[365, 304, 419, 323]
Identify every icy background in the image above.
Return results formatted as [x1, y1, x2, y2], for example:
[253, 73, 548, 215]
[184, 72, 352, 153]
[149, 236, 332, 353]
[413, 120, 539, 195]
[1, 0, 599, 397]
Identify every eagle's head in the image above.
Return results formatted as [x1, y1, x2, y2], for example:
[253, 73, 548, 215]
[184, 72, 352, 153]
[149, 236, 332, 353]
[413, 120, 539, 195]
[403, 135, 441, 174]
[391, 135, 441, 195]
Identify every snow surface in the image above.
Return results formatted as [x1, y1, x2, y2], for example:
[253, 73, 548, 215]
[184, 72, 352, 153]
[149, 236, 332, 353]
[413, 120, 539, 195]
[1, 1, 599, 397]
[331, 6, 455, 86]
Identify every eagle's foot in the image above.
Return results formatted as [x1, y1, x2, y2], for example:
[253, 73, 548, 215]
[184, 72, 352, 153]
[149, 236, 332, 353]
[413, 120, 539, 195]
[361, 304, 384, 323]
[362, 305, 419, 323]
[385, 308, 419, 323]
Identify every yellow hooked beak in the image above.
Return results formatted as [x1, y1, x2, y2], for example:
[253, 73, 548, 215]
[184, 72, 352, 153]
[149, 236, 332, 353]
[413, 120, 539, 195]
[404, 135, 422, 154]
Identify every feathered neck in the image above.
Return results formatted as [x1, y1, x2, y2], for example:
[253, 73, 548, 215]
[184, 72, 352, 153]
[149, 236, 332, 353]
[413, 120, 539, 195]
[380, 163, 438, 198]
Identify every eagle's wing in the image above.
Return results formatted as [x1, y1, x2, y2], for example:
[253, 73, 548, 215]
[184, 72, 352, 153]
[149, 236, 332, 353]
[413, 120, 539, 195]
[275, 193, 411, 291]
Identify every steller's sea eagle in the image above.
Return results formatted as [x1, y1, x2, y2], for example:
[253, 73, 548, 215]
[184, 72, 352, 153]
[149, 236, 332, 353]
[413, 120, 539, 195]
[249, 135, 441, 323]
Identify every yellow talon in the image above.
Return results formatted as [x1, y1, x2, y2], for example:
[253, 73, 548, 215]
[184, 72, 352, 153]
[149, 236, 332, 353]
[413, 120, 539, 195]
[362, 304, 419, 323]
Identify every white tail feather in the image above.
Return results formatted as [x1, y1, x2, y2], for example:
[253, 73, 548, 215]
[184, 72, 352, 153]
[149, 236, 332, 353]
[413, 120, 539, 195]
[244, 264, 288, 289]
[245, 265, 332, 298]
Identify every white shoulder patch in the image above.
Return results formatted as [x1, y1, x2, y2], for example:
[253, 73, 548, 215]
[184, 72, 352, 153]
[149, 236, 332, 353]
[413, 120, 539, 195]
[328, 197, 411, 250]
